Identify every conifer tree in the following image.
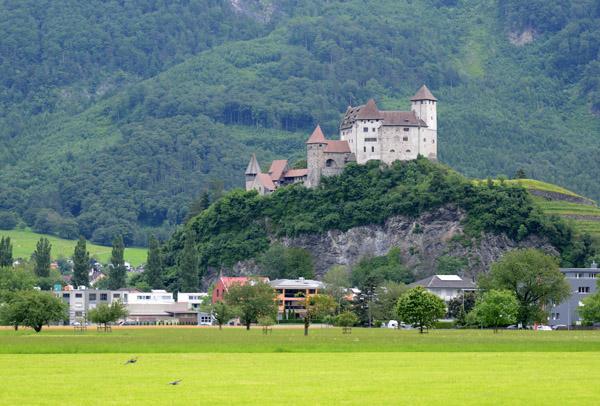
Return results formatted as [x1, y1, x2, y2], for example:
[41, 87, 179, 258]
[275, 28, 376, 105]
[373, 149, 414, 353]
[0, 236, 13, 267]
[72, 236, 90, 288]
[199, 189, 211, 210]
[33, 237, 51, 277]
[108, 235, 126, 290]
[145, 234, 164, 289]
[178, 228, 198, 292]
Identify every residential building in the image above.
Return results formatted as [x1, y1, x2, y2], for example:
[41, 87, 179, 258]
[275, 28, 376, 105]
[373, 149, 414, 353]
[178, 292, 208, 310]
[410, 274, 476, 303]
[548, 263, 600, 328]
[270, 277, 325, 320]
[212, 276, 270, 304]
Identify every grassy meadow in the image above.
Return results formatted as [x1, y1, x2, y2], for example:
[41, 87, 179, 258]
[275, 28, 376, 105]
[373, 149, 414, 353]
[0, 229, 147, 266]
[1, 327, 600, 405]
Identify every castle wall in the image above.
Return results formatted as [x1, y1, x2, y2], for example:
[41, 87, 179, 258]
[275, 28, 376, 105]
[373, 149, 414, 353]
[380, 126, 420, 164]
[306, 142, 324, 188]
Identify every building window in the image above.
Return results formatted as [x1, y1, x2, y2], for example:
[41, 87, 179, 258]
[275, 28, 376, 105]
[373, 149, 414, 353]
[309, 289, 316, 294]
[590, 274, 597, 278]
[75, 293, 82, 298]
[406, 149, 411, 153]
[89, 294, 96, 301]
[390, 149, 395, 153]
[364, 138, 377, 142]
[276, 289, 283, 294]
[404, 128, 409, 132]
[363, 127, 368, 132]
[326, 159, 336, 167]
[100, 293, 108, 301]
[113, 294, 120, 298]
[432, 139, 435, 143]
[372, 127, 376, 132]
[577, 273, 583, 279]
[363, 146, 366, 152]
[403, 136, 408, 141]
[423, 138, 426, 142]
[371, 146, 375, 152]
[579, 286, 590, 293]
[63, 293, 70, 298]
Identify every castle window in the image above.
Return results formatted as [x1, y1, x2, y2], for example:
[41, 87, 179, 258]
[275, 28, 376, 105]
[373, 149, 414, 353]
[372, 128, 376, 132]
[371, 146, 375, 152]
[363, 128, 368, 132]
[404, 128, 409, 132]
[364, 146, 366, 152]
[403, 136, 408, 141]
[406, 149, 411, 153]
[423, 138, 426, 142]
[364, 138, 377, 142]
[390, 149, 395, 153]
[432, 139, 435, 143]
[326, 159, 336, 167]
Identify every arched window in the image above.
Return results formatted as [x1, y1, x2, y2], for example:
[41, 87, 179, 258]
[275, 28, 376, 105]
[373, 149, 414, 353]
[406, 149, 411, 153]
[390, 149, 395, 153]
[326, 159, 336, 167]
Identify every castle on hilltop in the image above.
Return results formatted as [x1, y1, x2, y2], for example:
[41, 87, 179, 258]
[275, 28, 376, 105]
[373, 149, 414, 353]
[246, 85, 437, 194]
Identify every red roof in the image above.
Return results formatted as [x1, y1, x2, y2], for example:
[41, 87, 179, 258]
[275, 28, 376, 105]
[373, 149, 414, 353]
[284, 169, 308, 178]
[257, 173, 276, 191]
[381, 111, 428, 127]
[268, 160, 290, 181]
[410, 85, 438, 101]
[306, 125, 326, 144]
[324, 140, 351, 153]
[355, 99, 383, 120]
[220, 277, 269, 288]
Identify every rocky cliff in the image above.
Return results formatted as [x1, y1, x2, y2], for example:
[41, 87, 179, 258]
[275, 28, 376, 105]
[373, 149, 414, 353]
[201, 204, 557, 288]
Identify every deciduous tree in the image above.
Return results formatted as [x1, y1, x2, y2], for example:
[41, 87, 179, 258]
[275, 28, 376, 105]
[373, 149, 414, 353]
[210, 301, 238, 330]
[0, 290, 68, 332]
[298, 293, 336, 336]
[223, 280, 277, 330]
[396, 286, 446, 333]
[473, 289, 519, 333]
[88, 300, 129, 329]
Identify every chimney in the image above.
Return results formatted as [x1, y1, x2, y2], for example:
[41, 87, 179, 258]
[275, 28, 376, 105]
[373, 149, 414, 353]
[591, 261, 597, 269]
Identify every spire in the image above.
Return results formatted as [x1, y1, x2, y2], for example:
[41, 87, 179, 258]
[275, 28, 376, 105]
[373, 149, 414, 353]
[245, 153, 261, 175]
[355, 99, 383, 119]
[410, 85, 437, 101]
[306, 125, 327, 144]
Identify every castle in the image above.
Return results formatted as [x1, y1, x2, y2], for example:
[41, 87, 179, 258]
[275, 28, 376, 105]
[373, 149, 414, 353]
[246, 85, 437, 194]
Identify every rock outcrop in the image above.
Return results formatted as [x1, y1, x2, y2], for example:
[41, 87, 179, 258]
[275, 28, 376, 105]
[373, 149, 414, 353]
[202, 205, 558, 287]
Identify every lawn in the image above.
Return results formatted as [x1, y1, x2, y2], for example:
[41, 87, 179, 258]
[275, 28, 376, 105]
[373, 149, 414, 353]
[0, 328, 599, 405]
[0, 229, 147, 266]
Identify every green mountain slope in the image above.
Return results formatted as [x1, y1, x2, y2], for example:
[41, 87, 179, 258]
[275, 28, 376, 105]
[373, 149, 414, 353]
[1, 0, 599, 246]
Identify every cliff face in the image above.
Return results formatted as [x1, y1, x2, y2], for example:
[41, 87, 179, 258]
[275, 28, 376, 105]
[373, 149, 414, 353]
[201, 205, 557, 288]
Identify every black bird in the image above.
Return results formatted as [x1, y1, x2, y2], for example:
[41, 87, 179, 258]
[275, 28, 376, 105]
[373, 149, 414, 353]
[124, 357, 137, 365]
[167, 380, 182, 386]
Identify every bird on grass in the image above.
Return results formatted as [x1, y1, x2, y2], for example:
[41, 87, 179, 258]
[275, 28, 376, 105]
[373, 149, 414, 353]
[167, 380, 182, 386]
[124, 357, 137, 365]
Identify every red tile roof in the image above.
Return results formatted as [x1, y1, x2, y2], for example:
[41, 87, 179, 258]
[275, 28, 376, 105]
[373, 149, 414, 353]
[410, 85, 438, 101]
[284, 169, 308, 178]
[355, 99, 383, 120]
[268, 160, 290, 181]
[324, 140, 351, 153]
[257, 173, 276, 191]
[306, 125, 327, 144]
[220, 277, 269, 289]
[381, 111, 428, 127]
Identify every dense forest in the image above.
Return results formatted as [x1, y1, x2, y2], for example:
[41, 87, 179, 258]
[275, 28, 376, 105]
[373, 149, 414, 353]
[0, 0, 599, 246]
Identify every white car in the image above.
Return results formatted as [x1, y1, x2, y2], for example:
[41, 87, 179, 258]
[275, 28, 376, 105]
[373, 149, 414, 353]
[536, 325, 552, 331]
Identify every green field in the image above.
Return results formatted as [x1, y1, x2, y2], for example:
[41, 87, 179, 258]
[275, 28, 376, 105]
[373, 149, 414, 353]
[1, 327, 599, 405]
[0, 229, 147, 267]
[488, 179, 585, 198]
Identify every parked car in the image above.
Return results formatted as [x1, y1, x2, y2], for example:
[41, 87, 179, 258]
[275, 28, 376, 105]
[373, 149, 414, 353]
[387, 320, 399, 329]
[506, 325, 518, 330]
[536, 325, 552, 331]
[119, 320, 136, 326]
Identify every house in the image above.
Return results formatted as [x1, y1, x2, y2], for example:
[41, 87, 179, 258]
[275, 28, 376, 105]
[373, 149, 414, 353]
[410, 274, 476, 303]
[212, 276, 270, 304]
[270, 277, 325, 320]
[245, 154, 308, 195]
[177, 292, 209, 310]
[548, 263, 600, 328]
[53, 287, 115, 322]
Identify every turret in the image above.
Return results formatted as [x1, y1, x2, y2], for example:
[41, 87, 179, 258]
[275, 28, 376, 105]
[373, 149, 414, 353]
[245, 153, 261, 190]
[410, 85, 437, 131]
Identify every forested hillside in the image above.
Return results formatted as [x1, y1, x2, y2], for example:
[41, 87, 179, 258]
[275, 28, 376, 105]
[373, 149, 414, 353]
[0, 0, 599, 246]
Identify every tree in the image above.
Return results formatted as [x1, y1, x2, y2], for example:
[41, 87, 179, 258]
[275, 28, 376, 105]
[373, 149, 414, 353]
[211, 301, 238, 330]
[179, 228, 199, 292]
[0, 290, 67, 332]
[333, 311, 358, 327]
[446, 291, 477, 318]
[145, 234, 164, 289]
[72, 236, 90, 288]
[223, 280, 277, 330]
[371, 281, 409, 321]
[88, 301, 129, 329]
[33, 237, 52, 277]
[479, 248, 572, 325]
[396, 286, 446, 333]
[108, 235, 126, 290]
[298, 293, 336, 336]
[323, 264, 351, 311]
[0, 236, 13, 267]
[514, 168, 527, 179]
[577, 292, 600, 325]
[0, 267, 35, 291]
[473, 289, 519, 333]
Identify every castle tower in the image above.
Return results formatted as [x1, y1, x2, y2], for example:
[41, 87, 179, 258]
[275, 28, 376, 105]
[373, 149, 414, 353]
[245, 153, 261, 190]
[306, 125, 327, 188]
[410, 85, 438, 161]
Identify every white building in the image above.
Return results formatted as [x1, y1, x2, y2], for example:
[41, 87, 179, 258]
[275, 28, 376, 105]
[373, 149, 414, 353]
[410, 274, 476, 303]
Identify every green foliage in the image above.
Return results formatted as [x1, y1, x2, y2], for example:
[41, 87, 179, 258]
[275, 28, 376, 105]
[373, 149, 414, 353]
[446, 291, 478, 319]
[479, 248, 573, 325]
[211, 301, 238, 330]
[333, 311, 358, 328]
[300, 294, 336, 335]
[178, 229, 199, 293]
[256, 243, 315, 280]
[323, 265, 351, 309]
[0, 212, 18, 230]
[33, 237, 51, 278]
[371, 282, 410, 321]
[0, 236, 13, 267]
[577, 293, 600, 325]
[223, 280, 278, 330]
[72, 236, 89, 288]
[350, 247, 413, 288]
[144, 235, 164, 289]
[473, 289, 519, 333]
[88, 301, 129, 328]
[0, 290, 67, 332]
[108, 235, 126, 290]
[396, 286, 447, 333]
[435, 256, 468, 275]
[0, 267, 35, 291]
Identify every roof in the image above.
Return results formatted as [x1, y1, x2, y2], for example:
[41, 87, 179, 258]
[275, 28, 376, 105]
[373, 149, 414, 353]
[355, 99, 384, 120]
[324, 140, 351, 153]
[410, 85, 438, 101]
[306, 125, 327, 144]
[257, 173, 276, 191]
[245, 153, 261, 175]
[284, 169, 308, 178]
[220, 277, 270, 289]
[268, 160, 290, 181]
[410, 275, 476, 289]
[380, 111, 428, 127]
[270, 278, 325, 289]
